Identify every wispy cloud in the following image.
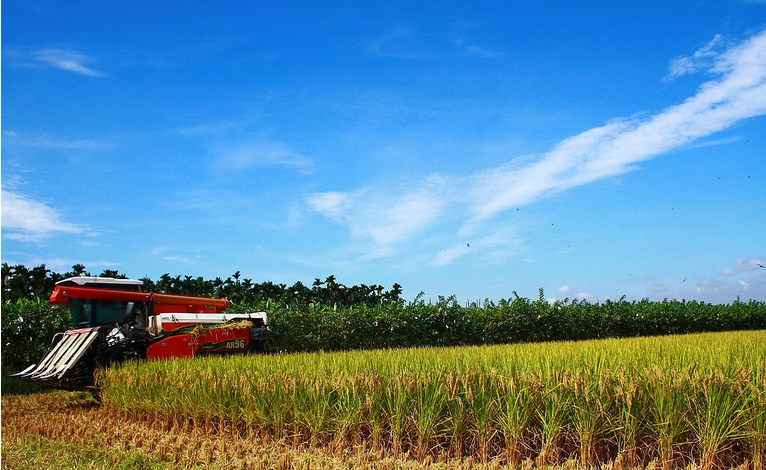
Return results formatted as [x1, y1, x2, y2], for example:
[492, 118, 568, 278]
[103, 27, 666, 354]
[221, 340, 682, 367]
[33, 48, 105, 77]
[305, 192, 353, 220]
[552, 285, 596, 302]
[1, 190, 91, 241]
[693, 255, 766, 302]
[365, 26, 428, 60]
[364, 186, 446, 247]
[307, 29, 766, 264]
[466, 28, 766, 225]
[2, 131, 112, 150]
[307, 178, 447, 258]
[734, 257, 766, 272]
[453, 38, 504, 58]
[665, 34, 724, 81]
[151, 246, 200, 266]
[432, 227, 522, 266]
[557, 254, 765, 303]
[26, 258, 121, 272]
[215, 140, 314, 173]
[162, 255, 201, 265]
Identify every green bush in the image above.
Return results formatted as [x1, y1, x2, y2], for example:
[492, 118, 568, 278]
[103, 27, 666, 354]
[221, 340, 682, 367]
[1, 298, 72, 375]
[251, 296, 766, 353]
[1, 286, 764, 367]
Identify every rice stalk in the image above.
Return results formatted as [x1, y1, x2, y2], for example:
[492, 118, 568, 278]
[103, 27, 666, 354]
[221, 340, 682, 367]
[495, 375, 538, 466]
[535, 373, 572, 466]
[645, 367, 692, 470]
[410, 374, 448, 461]
[465, 370, 500, 463]
[693, 371, 749, 469]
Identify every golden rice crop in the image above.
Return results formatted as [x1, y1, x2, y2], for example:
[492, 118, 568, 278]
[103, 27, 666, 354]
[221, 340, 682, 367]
[101, 330, 766, 468]
[2, 391, 445, 469]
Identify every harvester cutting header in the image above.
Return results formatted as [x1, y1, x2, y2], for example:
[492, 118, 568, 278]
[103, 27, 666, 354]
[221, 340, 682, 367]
[14, 277, 269, 392]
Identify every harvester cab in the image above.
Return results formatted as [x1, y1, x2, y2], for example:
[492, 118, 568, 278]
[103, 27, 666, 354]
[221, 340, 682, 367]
[13, 277, 269, 392]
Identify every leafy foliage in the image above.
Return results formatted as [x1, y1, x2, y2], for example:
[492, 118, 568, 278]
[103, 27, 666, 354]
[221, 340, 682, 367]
[255, 294, 765, 353]
[1, 263, 764, 363]
[1, 298, 73, 375]
[1, 263, 121, 302]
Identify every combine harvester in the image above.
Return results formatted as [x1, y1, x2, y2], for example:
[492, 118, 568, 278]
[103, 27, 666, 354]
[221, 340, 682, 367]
[14, 277, 269, 392]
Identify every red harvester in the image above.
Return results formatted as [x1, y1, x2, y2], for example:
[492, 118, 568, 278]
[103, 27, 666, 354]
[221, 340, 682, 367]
[13, 276, 269, 392]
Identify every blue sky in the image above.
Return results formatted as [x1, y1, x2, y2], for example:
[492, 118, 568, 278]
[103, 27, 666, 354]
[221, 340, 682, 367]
[3, 1, 766, 304]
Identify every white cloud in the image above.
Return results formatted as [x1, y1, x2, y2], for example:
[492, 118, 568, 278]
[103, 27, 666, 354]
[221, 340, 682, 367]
[365, 189, 445, 246]
[28, 258, 121, 272]
[305, 192, 353, 220]
[735, 257, 766, 271]
[216, 140, 314, 173]
[433, 227, 523, 266]
[433, 244, 470, 266]
[467, 29, 766, 224]
[1, 190, 90, 241]
[666, 34, 724, 81]
[2, 131, 112, 150]
[548, 285, 597, 303]
[150, 246, 200, 266]
[695, 276, 748, 300]
[307, 29, 766, 264]
[643, 256, 766, 303]
[453, 38, 504, 58]
[33, 48, 104, 77]
[163, 255, 200, 265]
[307, 184, 447, 253]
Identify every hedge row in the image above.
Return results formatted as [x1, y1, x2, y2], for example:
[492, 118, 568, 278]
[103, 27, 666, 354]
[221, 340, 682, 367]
[239, 293, 766, 353]
[3, 294, 765, 373]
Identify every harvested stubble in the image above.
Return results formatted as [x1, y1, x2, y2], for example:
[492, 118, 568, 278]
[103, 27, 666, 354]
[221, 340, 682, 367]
[2, 392, 451, 469]
[101, 330, 766, 468]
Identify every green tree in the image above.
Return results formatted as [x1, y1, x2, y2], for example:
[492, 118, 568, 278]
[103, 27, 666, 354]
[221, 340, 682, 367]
[1, 298, 73, 374]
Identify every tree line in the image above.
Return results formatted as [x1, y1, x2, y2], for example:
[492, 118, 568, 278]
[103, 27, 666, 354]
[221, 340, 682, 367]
[1, 263, 403, 307]
[3, 263, 765, 379]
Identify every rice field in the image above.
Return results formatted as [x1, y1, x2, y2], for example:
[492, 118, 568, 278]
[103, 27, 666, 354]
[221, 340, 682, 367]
[2, 391, 437, 469]
[100, 330, 766, 469]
